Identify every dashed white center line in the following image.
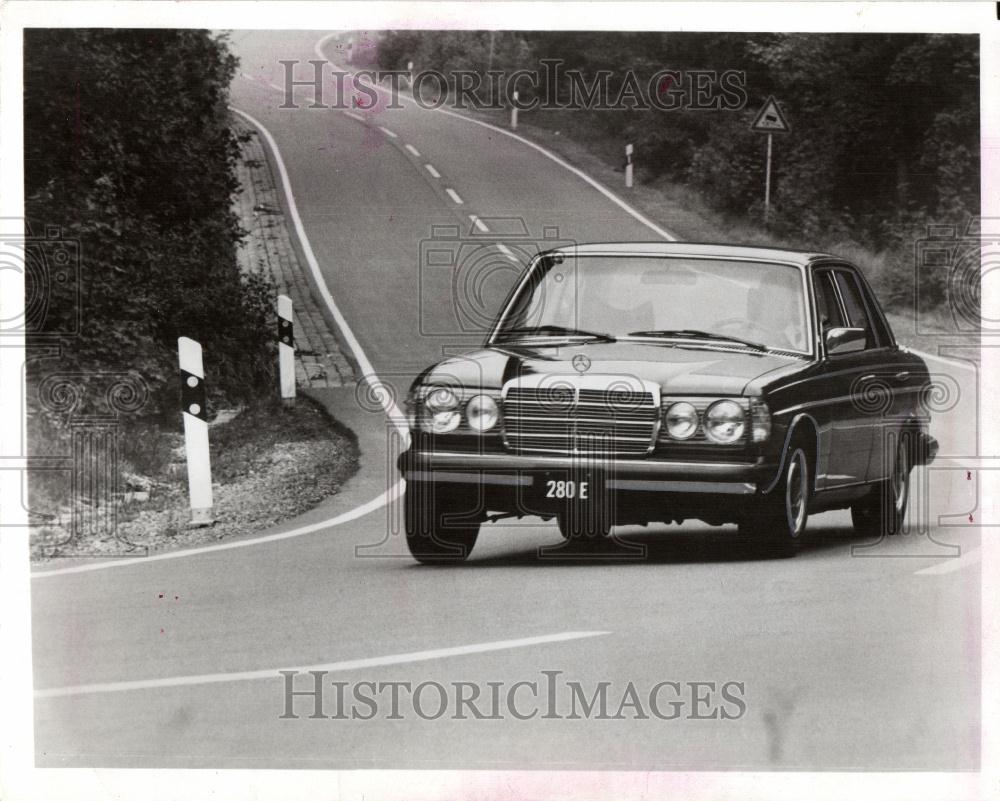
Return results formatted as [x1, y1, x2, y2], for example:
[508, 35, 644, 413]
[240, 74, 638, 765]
[446, 188, 464, 205]
[424, 164, 441, 179]
[34, 631, 611, 698]
[344, 111, 363, 122]
[495, 242, 519, 262]
[378, 126, 398, 138]
[469, 214, 489, 233]
[914, 547, 981, 576]
[405, 144, 421, 157]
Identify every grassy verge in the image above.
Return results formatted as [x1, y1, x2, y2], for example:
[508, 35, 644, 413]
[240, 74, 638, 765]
[29, 395, 359, 562]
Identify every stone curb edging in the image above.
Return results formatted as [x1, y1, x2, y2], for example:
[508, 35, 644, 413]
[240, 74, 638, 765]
[234, 119, 358, 388]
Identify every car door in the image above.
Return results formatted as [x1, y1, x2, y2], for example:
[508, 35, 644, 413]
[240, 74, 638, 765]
[832, 267, 901, 482]
[811, 268, 875, 489]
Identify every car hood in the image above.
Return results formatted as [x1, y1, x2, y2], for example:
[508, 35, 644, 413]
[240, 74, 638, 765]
[419, 340, 805, 397]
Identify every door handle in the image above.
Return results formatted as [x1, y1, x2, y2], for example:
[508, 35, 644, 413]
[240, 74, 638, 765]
[895, 371, 911, 382]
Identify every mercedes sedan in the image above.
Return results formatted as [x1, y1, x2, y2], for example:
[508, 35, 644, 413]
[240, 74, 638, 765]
[398, 243, 938, 563]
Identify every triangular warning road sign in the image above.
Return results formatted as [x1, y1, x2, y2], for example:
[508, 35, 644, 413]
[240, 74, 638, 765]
[751, 96, 790, 133]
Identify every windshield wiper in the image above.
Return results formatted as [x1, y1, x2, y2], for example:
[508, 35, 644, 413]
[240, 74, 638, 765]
[498, 325, 617, 343]
[627, 329, 767, 352]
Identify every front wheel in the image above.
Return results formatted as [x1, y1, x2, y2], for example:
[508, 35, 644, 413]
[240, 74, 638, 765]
[851, 433, 911, 538]
[404, 483, 480, 565]
[739, 445, 810, 557]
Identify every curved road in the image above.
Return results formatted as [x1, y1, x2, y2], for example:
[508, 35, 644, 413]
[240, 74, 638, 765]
[30, 31, 982, 772]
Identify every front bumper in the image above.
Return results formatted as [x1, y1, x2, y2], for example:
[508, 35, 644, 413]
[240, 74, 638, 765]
[398, 449, 768, 495]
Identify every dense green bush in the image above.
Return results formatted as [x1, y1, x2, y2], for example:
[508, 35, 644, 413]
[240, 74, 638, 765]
[24, 29, 274, 419]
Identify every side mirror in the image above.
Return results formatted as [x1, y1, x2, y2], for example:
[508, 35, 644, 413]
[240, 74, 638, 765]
[825, 326, 866, 356]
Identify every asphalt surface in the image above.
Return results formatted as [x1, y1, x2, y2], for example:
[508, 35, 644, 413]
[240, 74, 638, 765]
[30, 31, 982, 771]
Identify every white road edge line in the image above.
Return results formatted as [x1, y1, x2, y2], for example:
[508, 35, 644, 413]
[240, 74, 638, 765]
[445, 188, 464, 205]
[31, 106, 410, 580]
[378, 125, 398, 139]
[32, 483, 403, 579]
[914, 547, 981, 576]
[470, 215, 489, 233]
[424, 163, 441, 179]
[314, 33, 677, 242]
[35, 631, 610, 698]
[344, 111, 364, 122]
[404, 143, 420, 157]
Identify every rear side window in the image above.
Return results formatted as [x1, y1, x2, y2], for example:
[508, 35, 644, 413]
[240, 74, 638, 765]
[814, 271, 845, 333]
[834, 271, 877, 349]
[856, 274, 894, 347]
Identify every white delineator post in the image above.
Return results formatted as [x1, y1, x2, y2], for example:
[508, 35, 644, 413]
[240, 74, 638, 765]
[511, 90, 519, 130]
[763, 132, 773, 224]
[407, 61, 414, 90]
[625, 143, 634, 188]
[178, 337, 214, 527]
[278, 294, 296, 405]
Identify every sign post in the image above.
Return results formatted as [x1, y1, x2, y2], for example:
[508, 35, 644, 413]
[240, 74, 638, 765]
[277, 294, 296, 405]
[750, 96, 790, 225]
[178, 337, 214, 527]
[625, 143, 634, 188]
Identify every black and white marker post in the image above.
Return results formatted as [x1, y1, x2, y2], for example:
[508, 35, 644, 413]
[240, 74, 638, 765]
[625, 143, 634, 188]
[178, 337, 214, 527]
[277, 294, 296, 405]
[511, 90, 519, 130]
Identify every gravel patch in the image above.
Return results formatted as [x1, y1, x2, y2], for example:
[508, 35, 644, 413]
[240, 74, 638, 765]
[30, 396, 359, 563]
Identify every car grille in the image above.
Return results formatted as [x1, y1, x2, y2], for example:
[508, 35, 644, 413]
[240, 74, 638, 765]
[501, 375, 660, 455]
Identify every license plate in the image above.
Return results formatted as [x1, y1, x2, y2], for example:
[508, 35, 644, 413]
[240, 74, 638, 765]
[544, 479, 590, 500]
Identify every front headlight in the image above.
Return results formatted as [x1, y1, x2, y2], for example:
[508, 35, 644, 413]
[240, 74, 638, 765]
[664, 401, 698, 440]
[422, 386, 461, 433]
[466, 394, 499, 432]
[704, 399, 745, 444]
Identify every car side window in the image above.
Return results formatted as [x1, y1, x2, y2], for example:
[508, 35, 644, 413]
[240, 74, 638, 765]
[814, 271, 845, 335]
[856, 275, 895, 347]
[833, 270, 879, 348]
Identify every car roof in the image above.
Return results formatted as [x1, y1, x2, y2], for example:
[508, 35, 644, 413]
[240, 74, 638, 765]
[542, 241, 839, 267]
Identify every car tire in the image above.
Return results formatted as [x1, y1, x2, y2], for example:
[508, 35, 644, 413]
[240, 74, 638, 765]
[404, 483, 480, 565]
[739, 444, 810, 558]
[851, 432, 911, 538]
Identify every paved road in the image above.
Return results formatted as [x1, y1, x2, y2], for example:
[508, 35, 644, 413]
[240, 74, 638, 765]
[31, 31, 982, 771]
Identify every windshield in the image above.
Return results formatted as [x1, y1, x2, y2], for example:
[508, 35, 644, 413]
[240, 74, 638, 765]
[493, 255, 810, 353]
